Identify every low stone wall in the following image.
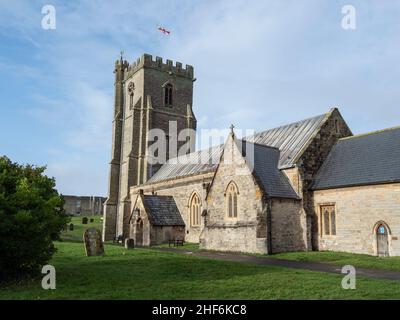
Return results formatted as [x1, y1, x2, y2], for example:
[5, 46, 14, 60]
[151, 226, 185, 245]
[200, 223, 267, 254]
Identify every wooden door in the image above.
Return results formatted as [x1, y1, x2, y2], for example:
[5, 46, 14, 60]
[376, 224, 389, 257]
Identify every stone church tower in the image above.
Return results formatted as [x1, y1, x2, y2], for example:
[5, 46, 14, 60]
[103, 54, 196, 241]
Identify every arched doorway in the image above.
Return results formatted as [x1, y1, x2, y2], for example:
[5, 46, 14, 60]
[135, 219, 144, 247]
[376, 223, 389, 257]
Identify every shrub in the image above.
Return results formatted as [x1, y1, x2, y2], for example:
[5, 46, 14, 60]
[0, 156, 69, 282]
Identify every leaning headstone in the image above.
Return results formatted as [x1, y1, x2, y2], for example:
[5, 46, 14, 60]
[83, 228, 104, 256]
[69, 223, 74, 231]
[82, 217, 88, 224]
[90, 218, 94, 223]
[125, 238, 135, 249]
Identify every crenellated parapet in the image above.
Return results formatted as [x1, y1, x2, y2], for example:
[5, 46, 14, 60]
[114, 59, 129, 84]
[115, 59, 129, 71]
[123, 53, 194, 80]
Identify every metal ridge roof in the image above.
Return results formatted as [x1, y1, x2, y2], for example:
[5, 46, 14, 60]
[147, 112, 329, 184]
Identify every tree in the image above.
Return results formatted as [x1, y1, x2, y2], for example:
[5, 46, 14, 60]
[0, 156, 69, 282]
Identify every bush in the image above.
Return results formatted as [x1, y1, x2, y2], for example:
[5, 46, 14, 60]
[0, 156, 69, 282]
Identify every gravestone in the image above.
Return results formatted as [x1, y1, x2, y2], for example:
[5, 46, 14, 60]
[83, 228, 104, 256]
[90, 218, 94, 223]
[69, 223, 74, 231]
[125, 238, 135, 249]
[82, 217, 88, 224]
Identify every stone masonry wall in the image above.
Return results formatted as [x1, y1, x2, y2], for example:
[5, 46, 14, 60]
[150, 226, 185, 245]
[296, 108, 353, 250]
[130, 173, 214, 243]
[114, 55, 196, 240]
[200, 135, 268, 254]
[270, 198, 307, 253]
[283, 167, 302, 195]
[313, 183, 400, 256]
[103, 59, 127, 241]
[64, 196, 105, 216]
[129, 195, 151, 246]
[129, 194, 185, 246]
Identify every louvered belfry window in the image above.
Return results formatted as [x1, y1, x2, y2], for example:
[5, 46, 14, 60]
[164, 83, 173, 106]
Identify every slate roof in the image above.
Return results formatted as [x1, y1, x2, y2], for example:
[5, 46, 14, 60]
[142, 195, 185, 226]
[241, 142, 300, 199]
[147, 112, 330, 184]
[312, 127, 400, 190]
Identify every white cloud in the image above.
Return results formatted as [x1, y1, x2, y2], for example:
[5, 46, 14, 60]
[1, 0, 400, 195]
[63, 82, 112, 150]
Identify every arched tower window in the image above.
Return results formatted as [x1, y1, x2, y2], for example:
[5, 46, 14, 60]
[226, 181, 238, 218]
[128, 82, 135, 108]
[164, 83, 173, 107]
[189, 193, 201, 227]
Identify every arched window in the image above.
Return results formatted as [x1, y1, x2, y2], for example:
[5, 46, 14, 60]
[320, 205, 336, 236]
[190, 193, 201, 227]
[226, 182, 238, 218]
[164, 83, 173, 106]
[377, 225, 387, 235]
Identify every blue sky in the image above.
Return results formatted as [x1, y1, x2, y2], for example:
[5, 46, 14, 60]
[0, 0, 399, 196]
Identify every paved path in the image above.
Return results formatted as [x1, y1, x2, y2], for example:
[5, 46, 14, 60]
[154, 247, 400, 281]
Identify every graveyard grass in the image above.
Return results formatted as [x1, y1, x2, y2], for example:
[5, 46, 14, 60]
[61, 216, 103, 242]
[155, 243, 400, 273]
[271, 251, 400, 273]
[1, 241, 400, 300]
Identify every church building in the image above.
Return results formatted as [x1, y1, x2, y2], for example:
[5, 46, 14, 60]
[103, 54, 400, 257]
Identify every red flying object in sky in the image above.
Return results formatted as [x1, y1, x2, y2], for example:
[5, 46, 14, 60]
[158, 26, 171, 35]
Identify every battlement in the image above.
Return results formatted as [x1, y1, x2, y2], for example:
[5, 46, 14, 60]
[122, 54, 194, 80]
[115, 59, 129, 69]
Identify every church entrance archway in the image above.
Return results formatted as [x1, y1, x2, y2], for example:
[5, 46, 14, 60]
[376, 223, 389, 257]
[136, 219, 144, 247]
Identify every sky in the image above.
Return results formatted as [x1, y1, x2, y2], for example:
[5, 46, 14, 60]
[0, 0, 399, 196]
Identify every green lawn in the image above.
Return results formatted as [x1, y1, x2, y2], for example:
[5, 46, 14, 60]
[271, 251, 400, 273]
[156, 241, 400, 273]
[1, 241, 399, 300]
[61, 216, 103, 242]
